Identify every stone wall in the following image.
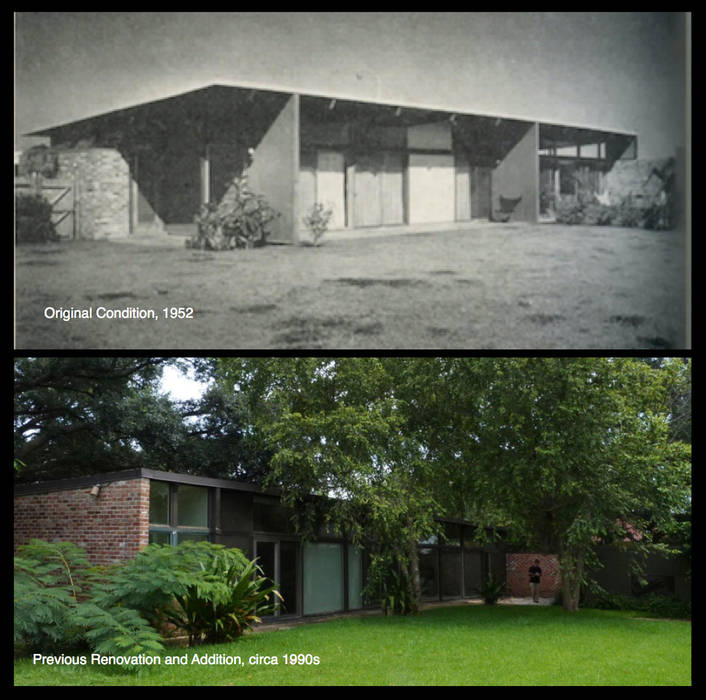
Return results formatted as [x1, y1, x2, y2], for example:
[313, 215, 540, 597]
[57, 148, 130, 239]
[605, 157, 674, 206]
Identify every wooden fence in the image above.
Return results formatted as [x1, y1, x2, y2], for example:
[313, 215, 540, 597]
[14, 177, 77, 239]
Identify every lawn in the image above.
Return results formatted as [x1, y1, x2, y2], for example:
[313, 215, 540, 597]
[14, 223, 688, 349]
[14, 605, 691, 686]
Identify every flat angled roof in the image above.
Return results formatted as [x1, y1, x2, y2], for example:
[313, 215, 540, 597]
[26, 79, 637, 139]
[13, 467, 280, 497]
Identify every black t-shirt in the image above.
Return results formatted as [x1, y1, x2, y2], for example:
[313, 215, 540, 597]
[529, 565, 542, 583]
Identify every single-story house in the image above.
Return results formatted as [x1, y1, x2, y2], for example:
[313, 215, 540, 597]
[14, 468, 688, 615]
[13, 468, 508, 618]
[25, 81, 638, 241]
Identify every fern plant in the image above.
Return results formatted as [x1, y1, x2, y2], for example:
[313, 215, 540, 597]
[14, 540, 164, 659]
[93, 541, 282, 645]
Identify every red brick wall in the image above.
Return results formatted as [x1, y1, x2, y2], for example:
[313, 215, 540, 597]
[14, 478, 150, 566]
[506, 553, 561, 598]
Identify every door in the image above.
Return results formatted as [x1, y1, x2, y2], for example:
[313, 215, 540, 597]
[455, 153, 471, 221]
[471, 166, 491, 220]
[353, 152, 404, 227]
[316, 150, 346, 229]
[381, 152, 404, 225]
[408, 153, 455, 224]
[354, 153, 383, 227]
[254, 540, 299, 616]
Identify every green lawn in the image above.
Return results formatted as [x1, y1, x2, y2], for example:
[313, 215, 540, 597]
[14, 605, 691, 686]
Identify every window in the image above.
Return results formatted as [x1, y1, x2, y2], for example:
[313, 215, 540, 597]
[303, 542, 344, 615]
[148, 481, 210, 545]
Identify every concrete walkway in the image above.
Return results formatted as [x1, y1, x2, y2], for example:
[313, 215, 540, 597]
[252, 596, 555, 634]
[107, 219, 529, 248]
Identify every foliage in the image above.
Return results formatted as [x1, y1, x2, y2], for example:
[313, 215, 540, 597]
[15, 539, 280, 664]
[582, 202, 613, 226]
[365, 553, 414, 615]
[554, 191, 673, 230]
[586, 591, 690, 619]
[15, 192, 58, 243]
[189, 176, 280, 250]
[93, 541, 282, 645]
[480, 573, 506, 605]
[215, 358, 444, 614]
[216, 357, 690, 614]
[14, 540, 164, 660]
[611, 199, 644, 228]
[302, 203, 333, 246]
[14, 357, 271, 483]
[18, 145, 59, 180]
[430, 358, 691, 611]
[554, 198, 585, 225]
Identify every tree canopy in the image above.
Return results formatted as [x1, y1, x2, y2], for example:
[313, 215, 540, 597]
[13, 357, 269, 483]
[216, 357, 691, 612]
[14, 356, 690, 613]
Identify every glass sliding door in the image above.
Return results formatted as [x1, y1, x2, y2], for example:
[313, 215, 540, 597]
[254, 539, 299, 617]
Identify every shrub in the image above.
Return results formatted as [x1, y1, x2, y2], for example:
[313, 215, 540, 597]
[582, 202, 613, 226]
[363, 552, 415, 615]
[189, 176, 280, 250]
[18, 145, 59, 180]
[93, 541, 282, 645]
[14, 540, 163, 660]
[15, 192, 58, 243]
[554, 198, 585, 225]
[586, 591, 690, 619]
[302, 203, 333, 246]
[611, 199, 644, 228]
[480, 574, 506, 605]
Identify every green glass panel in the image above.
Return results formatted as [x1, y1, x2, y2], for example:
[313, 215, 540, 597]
[149, 481, 169, 524]
[176, 531, 209, 543]
[177, 485, 208, 527]
[148, 529, 171, 545]
[303, 543, 344, 615]
[348, 546, 363, 610]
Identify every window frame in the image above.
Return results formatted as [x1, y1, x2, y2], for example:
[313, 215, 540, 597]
[148, 480, 211, 545]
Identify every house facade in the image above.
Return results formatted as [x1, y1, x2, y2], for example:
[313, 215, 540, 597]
[14, 468, 508, 618]
[27, 82, 638, 241]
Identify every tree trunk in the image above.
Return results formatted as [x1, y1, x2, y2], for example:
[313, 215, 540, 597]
[560, 550, 584, 612]
[407, 539, 421, 614]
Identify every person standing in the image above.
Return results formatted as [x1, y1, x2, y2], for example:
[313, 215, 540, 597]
[529, 559, 542, 603]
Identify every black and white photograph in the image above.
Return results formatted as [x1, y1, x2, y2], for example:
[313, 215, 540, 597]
[14, 12, 690, 350]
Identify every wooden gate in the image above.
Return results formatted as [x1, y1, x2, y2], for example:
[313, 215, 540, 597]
[15, 177, 76, 239]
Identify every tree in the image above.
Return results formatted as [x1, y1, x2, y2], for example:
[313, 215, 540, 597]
[216, 357, 691, 613]
[215, 358, 443, 613]
[435, 357, 691, 611]
[14, 357, 269, 483]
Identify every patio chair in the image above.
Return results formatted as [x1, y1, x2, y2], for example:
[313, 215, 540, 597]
[492, 196, 522, 222]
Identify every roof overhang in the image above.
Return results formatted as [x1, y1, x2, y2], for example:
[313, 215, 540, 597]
[26, 79, 638, 141]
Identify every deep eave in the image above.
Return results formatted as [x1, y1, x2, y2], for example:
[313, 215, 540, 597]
[25, 79, 638, 141]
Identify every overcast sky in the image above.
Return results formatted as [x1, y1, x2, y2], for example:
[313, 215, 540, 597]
[15, 12, 688, 158]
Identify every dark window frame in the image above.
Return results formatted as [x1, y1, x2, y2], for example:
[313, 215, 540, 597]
[148, 480, 211, 545]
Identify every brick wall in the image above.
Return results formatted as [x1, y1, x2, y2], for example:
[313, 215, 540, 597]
[57, 148, 131, 240]
[506, 553, 561, 598]
[14, 478, 150, 566]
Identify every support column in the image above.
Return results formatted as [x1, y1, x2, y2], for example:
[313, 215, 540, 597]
[491, 122, 540, 223]
[200, 144, 210, 205]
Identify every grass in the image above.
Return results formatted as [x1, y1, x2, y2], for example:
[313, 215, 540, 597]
[13, 605, 691, 686]
[14, 223, 688, 349]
